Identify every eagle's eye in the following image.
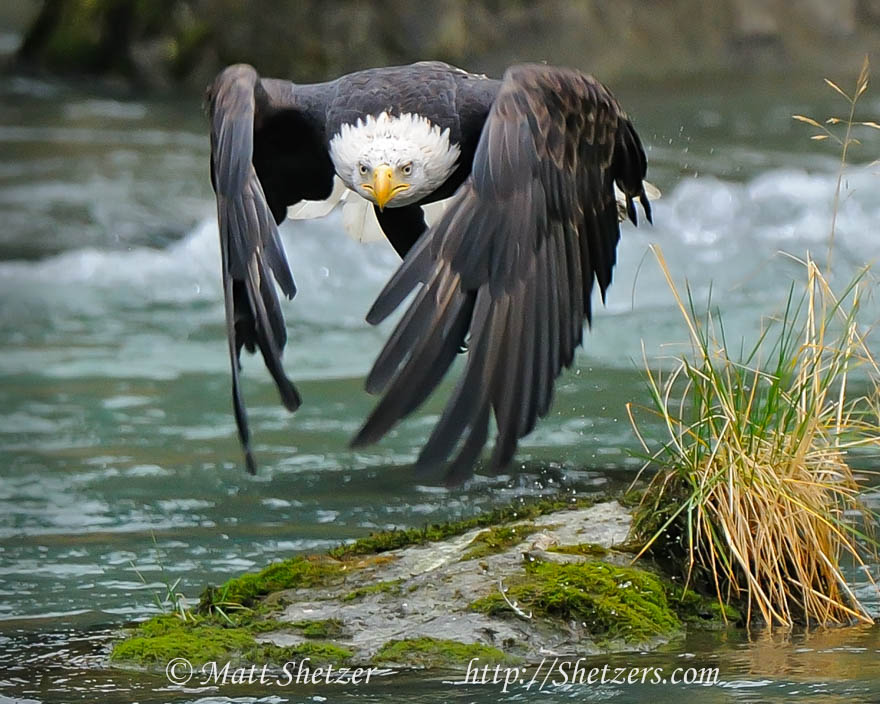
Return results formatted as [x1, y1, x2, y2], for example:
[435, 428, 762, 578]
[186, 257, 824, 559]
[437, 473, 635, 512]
[401, 162, 413, 176]
[358, 163, 368, 175]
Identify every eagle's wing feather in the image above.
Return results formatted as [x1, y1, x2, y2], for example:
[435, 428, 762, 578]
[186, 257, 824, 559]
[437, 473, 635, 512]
[352, 65, 651, 484]
[208, 65, 334, 472]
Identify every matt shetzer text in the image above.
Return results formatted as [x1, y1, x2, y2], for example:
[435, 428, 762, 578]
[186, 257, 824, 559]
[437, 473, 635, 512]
[199, 659, 377, 686]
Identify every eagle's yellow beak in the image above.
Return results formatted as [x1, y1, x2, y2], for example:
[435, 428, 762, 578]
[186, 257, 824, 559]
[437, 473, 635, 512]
[367, 164, 410, 210]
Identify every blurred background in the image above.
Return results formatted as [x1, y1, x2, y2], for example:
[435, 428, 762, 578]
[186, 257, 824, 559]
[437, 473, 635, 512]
[1, 2, 880, 703]
[5, 0, 880, 89]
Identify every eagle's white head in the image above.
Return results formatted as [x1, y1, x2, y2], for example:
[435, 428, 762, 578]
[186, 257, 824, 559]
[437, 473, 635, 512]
[329, 112, 460, 210]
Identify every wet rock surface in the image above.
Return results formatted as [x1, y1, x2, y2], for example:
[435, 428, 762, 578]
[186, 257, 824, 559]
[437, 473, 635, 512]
[255, 501, 664, 664]
[111, 499, 738, 670]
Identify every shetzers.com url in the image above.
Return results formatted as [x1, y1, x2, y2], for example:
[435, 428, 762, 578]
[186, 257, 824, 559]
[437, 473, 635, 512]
[461, 657, 720, 692]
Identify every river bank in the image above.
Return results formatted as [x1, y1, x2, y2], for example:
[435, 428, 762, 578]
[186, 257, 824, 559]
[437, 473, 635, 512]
[7, 0, 880, 90]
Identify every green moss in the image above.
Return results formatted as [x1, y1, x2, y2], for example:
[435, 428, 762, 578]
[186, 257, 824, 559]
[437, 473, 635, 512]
[548, 542, 609, 557]
[667, 584, 743, 627]
[111, 613, 352, 667]
[112, 627, 254, 665]
[246, 618, 288, 633]
[461, 523, 541, 560]
[329, 495, 595, 560]
[470, 559, 681, 644]
[131, 613, 186, 637]
[342, 579, 403, 602]
[111, 615, 257, 666]
[200, 555, 345, 610]
[372, 637, 519, 668]
[291, 618, 345, 639]
[288, 641, 353, 662]
[133, 612, 279, 637]
[249, 640, 353, 664]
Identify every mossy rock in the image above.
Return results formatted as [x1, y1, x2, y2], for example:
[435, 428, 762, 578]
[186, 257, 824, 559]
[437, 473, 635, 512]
[549, 542, 610, 557]
[111, 618, 256, 665]
[111, 614, 353, 667]
[200, 555, 345, 611]
[342, 579, 403, 602]
[112, 497, 721, 669]
[470, 559, 681, 644]
[461, 523, 542, 560]
[627, 478, 748, 620]
[111, 614, 259, 666]
[291, 618, 346, 639]
[372, 637, 519, 668]
[269, 640, 353, 663]
[667, 584, 743, 627]
[328, 495, 594, 560]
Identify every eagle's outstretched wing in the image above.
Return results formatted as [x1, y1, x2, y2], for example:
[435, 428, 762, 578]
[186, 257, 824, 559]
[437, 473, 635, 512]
[352, 65, 651, 484]
[208, 64, 335, 472]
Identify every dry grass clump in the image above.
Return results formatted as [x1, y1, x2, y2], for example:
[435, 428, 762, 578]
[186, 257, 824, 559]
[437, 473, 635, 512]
[628, 58, 880, 628]
[629, 249, 879, 627]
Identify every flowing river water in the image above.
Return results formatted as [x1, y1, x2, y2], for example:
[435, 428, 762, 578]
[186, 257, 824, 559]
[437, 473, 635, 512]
[1, 68, 880, 703]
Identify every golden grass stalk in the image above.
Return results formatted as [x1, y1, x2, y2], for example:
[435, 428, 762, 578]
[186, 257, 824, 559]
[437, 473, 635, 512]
[792, 55, 880, 271]
[628, 247, 879, 627]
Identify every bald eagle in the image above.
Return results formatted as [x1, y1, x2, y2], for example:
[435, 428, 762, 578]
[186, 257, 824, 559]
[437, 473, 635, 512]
[208, 60, 653, 483]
